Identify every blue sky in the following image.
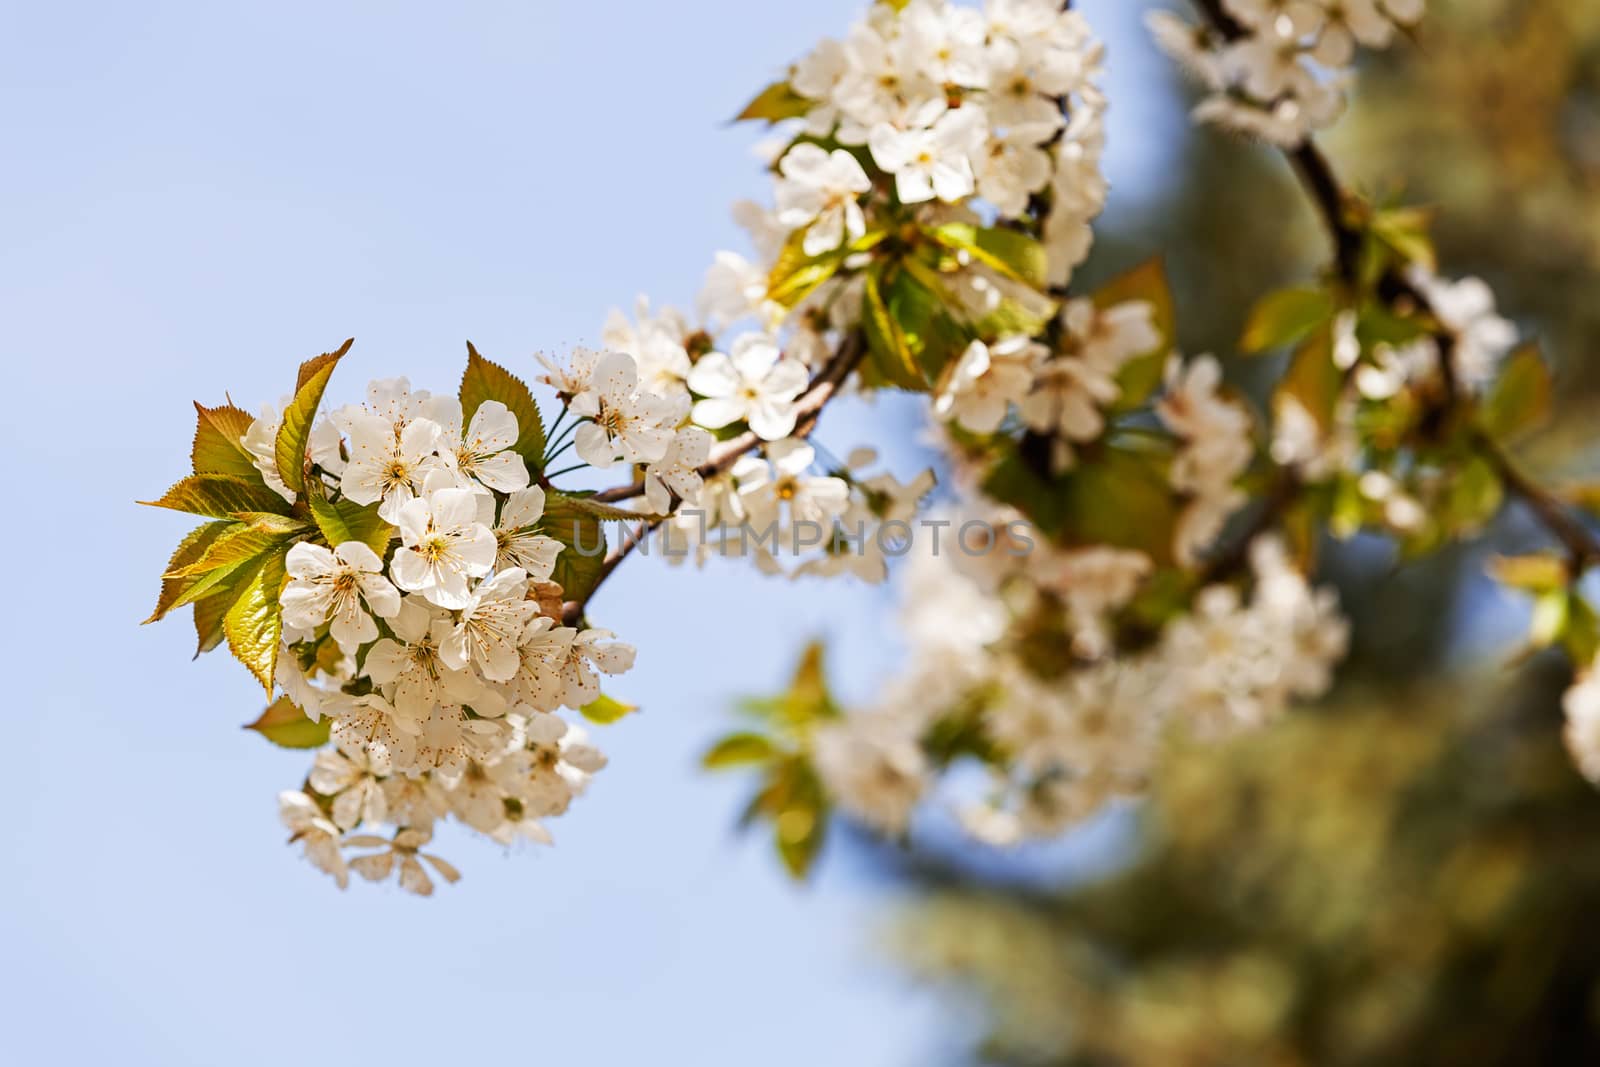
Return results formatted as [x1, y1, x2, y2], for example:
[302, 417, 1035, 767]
[0, 3, 1170, 1063]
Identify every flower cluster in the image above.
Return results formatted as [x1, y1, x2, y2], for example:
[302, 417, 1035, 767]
[153, 0, 1600, 893]
[810, 511, 1347, 844]
[266, 372, 645, 892]
[1148, 0, 1425, 146]
[145, 341, 657, 893]
[778, 0, 1107, 279]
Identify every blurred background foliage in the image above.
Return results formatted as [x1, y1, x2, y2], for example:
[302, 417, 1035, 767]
[874, 1, 1600, 1061]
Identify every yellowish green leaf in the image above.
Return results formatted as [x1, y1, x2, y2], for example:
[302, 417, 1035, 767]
[1370, 205, 1437, 274]
[547, 492, 657, 522]
[927, 222, 1048, 290]
[1481, 342, 1552, 444]
[145, 520, 236, 624]
[194, 589, 230, 656]
[862, 265, 928, 390]
[1240, 286, 1335, 355]
[224, 544, 289, 693]
[702, 732, 778, 769]
[307, 489, 393, 558]
[579, 693, 637, 725]
[141, 474, 293, 519]
[245, 696, 331, 749]
[275, 338, 352, 496]
[733, 81, 813, 124]
[165, 518, 304, 579]
[1488, 553, 1570, 594]
[1277, 323, 1343, 435]
[771, 759, 828, 880]
[1446, 454, 1504, 534]
[191, 402, 259, 479]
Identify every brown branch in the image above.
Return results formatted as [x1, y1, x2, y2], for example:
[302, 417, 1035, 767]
[1476, 433, 1600, 570]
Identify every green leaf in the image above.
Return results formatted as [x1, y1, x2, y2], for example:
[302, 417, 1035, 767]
[275, 338, 352, 496]
[158, 515, 302, 680]
[1530, 588, 1571, 649]
[1481, 342, 1552, 444]
[1446, 453, 1504, 534]
[541, 495, 608, 602]
[227, 512, 312, 535]
[702, 732, 778, 769]
[982, 446, 1072, 540]
[862, 264, 928, 390]
[927, 222, 1048, 290]
[1276, 323, 1344, 435]
[145, 520, 236, 624]
[1489, 552, 1570, 594]
[771, 641, 839, 729]
[1354, 299, 1429, 349]
[461, 342, 547, 473]
[1092, 258, 1176, 412]
[224, 542, 290, 693]
[190, 402, 260, 479]
[771, 759, 828, 880]
[1564, 596, 1600, 666]
[194, 589, 231, 656]
[987, 435, 1179, 561]
[733, 81, 813, 124]
[165, 518, 304, 580]
[579, 693, 638, 725]
[1240, 286, 1335, 355]
[765, 228, 851, 310]
[885, 261, 969, 382]
[245, 696, 331, 749]
[141, 474, 293, 519]
[308, 486, 393, 558]
[1370, 205, 1437, 274]
[1061, 439, 1181, 566]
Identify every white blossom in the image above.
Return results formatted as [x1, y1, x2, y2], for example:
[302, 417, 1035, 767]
[280, 541, 401, 653]
[440, 567, 536, 683]
[688, 334, 809, 441]
[342, 828, 461, 897]
[602, 299, 695, 401]
[570, 351, 684, 469]
[775, 144, 873, 257]
[643, 426, 714, 515]
[430, 397, 530, 493]
[391, 484, 498, 610]
[278, 791, 348, 889]
[362, 597, 484, 728]
[341, 413, 445, 522]
[488, 486, 563, 582]
[935, 336, 1044, 434]
[868, 105, 987, 205]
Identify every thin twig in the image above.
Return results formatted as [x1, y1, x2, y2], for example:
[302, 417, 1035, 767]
[1475, 432, 1600, 569]
[562, 331, 868, 621]
[592, 332, 866, 504]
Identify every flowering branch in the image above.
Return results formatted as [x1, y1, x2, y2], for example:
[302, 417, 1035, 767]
[1187, 0, 1598, 585]
[566, 334, 868, 626]
[591, 333, 865, 506]
[143, 0, 1600, 894]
